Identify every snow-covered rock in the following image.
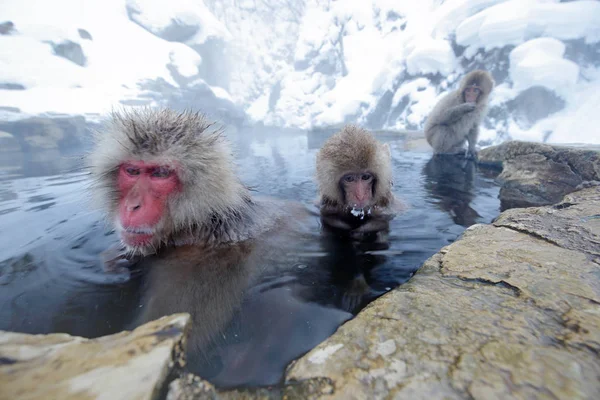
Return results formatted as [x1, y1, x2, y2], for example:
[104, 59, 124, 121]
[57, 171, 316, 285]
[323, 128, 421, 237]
[1, 0, 599, 146]
[0, 0, 243, 125]
[263, 0, 600, 146]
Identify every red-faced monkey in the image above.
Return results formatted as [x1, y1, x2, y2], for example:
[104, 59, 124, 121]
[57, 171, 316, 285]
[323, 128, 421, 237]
[424, 70, 494, 159]
[86, 108, 354, 387]
[88, 108, 281, 257]
[315, 125, 403, 236]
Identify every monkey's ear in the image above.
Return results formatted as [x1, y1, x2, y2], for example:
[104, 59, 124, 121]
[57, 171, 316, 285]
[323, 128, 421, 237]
[382, 143, 391, 158]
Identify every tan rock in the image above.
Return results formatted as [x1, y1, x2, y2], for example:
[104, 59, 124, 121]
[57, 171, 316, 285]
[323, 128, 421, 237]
[167, 373, 334, 400]
[0, 314, 190, 400]
[478, 140, 600, 209]
[286, 186, 600, 399]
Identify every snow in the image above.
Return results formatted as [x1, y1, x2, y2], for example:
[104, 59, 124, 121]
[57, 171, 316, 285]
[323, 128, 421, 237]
[126, 0, 231, 44]
[168, 44, 203, 77]
[432, 0, 506, 37]
[247, 94, 270, 122]
[1, 0, 600, 146]
[538, 72, 600, 145]
[0, 0, 228, 116]
[456, 0, 600, 54]
[509, 38, 579, 97]
[405, 38, 456, 76]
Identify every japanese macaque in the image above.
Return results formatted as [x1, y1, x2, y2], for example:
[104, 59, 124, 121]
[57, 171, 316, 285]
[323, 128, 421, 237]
[315, 125, 403, 237]
[88, 108, 281, 258]
[86, 107, 353, 387]
[424, 70, 494, 159]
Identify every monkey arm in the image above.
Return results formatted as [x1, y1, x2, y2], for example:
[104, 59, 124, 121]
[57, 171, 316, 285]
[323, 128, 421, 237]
[466, 125, 480, 159]
[100, 243, 141, 273]
[438, 103, 476, 125]
[320, 214, 354, 230]
[351, 218, 390, 234]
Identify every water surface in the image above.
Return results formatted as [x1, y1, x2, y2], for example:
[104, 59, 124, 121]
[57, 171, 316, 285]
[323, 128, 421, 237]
[0, 127, 501, 388]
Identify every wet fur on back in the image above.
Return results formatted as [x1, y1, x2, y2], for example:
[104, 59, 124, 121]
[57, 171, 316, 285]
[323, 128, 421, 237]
[424, 70, 495, 154]
[87, 108, 275, 252]
[316, 125, 395, 216]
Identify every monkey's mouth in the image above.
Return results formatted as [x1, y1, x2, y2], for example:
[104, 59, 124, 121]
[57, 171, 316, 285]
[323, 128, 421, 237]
[349, 207, 372, 220]
[121, 227, 155, 247]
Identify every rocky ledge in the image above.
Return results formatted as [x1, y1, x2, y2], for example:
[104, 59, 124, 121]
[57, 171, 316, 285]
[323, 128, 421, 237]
[0, 314, 190, 400]
[478, 140, 600, 210]
[284, 185, 600, 399]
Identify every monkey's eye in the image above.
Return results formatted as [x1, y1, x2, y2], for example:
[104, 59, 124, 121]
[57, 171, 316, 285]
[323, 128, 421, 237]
[151, 166, 171, 178]
[361, 173, 373, 181]
[343, 175, 355, 183]
[125, 166, 140, 176]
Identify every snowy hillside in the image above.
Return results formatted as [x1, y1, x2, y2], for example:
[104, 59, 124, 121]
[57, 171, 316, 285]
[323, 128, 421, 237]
[0, 0, 244, 124]
[257, 0, 600, 145]
[1, 0, 599, 145]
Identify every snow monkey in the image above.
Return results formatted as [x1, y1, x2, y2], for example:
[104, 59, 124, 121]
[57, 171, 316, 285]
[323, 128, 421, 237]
[86, 108, 358, 386]
[315, 125, 403, 236]
[87, 107, 298, 257]
[424, 70, 495, 159]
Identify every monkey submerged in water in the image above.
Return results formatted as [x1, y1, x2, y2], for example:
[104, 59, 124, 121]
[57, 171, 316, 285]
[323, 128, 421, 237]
[86, 108, 356, 386]
[315, 125, 404, 237]
[424, 70, 494, 159]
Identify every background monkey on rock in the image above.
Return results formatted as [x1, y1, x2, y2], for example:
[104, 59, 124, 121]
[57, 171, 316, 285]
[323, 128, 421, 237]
[315, 125, 404, 237]
[424, 70, 494, 159]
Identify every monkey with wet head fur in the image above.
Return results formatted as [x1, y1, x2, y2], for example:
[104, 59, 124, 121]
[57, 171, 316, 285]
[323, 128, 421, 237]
[424, 70, 494, 159]
[88, 108, 286, 258]
[315, 125, 404, 241]
[86, 108, 355, 386]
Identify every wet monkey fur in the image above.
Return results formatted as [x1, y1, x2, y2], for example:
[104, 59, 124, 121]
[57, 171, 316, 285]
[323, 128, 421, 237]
[86, 108, 358, 385]
[87, 108, 283, 257]
[424, 70, 494, 158]
[315, 125, 404, 236]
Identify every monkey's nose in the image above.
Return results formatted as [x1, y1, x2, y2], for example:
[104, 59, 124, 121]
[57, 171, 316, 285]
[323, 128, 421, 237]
[126, 202, 142, 212]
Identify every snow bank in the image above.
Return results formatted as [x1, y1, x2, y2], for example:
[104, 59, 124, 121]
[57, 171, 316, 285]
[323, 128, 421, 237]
[126, 0, 231, 44]
[509, 38, 579, 97]
[457, 0, 600, 55]
[539, 72, 600, 145]
[405, 38, 456, 76]
[1, 0, 599, 147]
[432, 0, 506, 37]
[0, 0, 228, 117]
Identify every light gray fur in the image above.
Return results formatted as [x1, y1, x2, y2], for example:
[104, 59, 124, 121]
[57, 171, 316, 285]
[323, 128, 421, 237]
[87, 107, 277, 255]
[424, 70, 495, 157]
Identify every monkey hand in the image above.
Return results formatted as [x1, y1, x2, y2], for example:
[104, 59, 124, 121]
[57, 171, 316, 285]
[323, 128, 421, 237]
[100, 244, 140, 274]
[466, 148, 479, 160]
[460, 103, 477, 113]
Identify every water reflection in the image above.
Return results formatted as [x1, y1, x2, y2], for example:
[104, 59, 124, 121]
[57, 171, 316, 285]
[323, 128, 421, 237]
[422, 154, 481, 227]
[131, 229, 356, 387]
[0, 125, 501, 389]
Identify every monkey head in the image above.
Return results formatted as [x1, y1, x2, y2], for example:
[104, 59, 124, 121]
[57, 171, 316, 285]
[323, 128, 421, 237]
[463, 84, 481, 104]
[459, 70, 495, 105]
[316, 125, 393, 218]
[88, 108, 248, 255]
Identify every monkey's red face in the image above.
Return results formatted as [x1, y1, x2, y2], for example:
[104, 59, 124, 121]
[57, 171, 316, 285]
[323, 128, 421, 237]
[117, 160, 180, 249]
[464, 86, 480, 103]
[341, 172, 374, 211]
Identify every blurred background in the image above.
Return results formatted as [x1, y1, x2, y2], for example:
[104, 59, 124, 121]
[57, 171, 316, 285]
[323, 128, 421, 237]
[1, 0, 599, 159]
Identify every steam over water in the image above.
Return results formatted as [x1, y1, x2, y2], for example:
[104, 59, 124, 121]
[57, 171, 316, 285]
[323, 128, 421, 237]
[0, 127, 501, 388]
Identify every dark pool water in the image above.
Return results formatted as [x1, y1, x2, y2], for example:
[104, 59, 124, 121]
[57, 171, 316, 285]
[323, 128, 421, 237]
[0, 126, 501, 388]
